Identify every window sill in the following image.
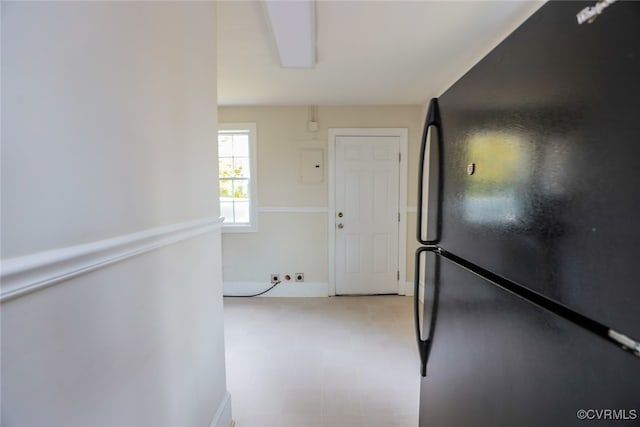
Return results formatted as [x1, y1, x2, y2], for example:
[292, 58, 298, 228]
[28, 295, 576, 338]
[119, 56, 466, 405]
[221, 224, 257, 233]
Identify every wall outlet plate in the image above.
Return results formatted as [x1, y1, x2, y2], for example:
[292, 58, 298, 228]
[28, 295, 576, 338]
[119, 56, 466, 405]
[295, 273, 304, 282]
[271, 274, 280, 284]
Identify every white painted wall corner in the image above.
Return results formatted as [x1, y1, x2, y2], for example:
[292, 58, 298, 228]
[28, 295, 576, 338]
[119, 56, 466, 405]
[399, 281, 414, 296]
[209, 392, 233, 427]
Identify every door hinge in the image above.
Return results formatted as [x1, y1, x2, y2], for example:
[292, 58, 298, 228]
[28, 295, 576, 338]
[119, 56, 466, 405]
[398, 212, 401, 222]
[399, 152, 402, 163]
[608, 329, 640, 357]
[397, 271, 400, 280]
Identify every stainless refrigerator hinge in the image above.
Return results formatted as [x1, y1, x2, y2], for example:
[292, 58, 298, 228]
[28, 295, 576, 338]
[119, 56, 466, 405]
[608, 329, 640, 357]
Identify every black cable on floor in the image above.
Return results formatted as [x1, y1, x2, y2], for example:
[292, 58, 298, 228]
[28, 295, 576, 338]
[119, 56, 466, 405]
[223, 281, 281, 298]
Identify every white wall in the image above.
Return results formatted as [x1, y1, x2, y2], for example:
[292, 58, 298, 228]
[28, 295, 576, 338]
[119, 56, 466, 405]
[1, 2, 231, 426]
[219, 105, 425, 295]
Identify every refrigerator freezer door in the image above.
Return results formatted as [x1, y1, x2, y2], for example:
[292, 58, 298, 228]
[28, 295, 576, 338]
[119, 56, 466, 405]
[419, 255, 640, 427]
[437, 0, 640, 337]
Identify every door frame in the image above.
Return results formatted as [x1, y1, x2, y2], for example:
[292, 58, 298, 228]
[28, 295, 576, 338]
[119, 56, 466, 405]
[328, 128, 408, 296]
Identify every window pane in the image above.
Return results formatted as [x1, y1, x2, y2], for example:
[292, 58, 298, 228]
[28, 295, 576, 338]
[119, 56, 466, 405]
[218, 135, 233, 157]
[234, 201, 250, 223]
[220, 202, 234, 223]
[219, 158, 234, 178]
[233, 179, 249, 199]
[219, 179, 233, 198]
[233, 158, 250, 177]
[232, 135, 249, 157]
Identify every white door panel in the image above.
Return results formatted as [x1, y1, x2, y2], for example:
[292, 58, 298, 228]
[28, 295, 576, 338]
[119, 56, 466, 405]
[335, 136, 400, 294]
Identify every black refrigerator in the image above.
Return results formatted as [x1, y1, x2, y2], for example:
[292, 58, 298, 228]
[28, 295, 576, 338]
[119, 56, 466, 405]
[413, 1, 640, 426]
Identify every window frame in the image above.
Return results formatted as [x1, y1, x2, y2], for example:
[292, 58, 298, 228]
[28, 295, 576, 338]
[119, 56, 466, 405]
[218, 123, 258, 233]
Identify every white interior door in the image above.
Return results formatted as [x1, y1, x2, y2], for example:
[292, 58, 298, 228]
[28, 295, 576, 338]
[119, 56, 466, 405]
[335, 136, 400, 294]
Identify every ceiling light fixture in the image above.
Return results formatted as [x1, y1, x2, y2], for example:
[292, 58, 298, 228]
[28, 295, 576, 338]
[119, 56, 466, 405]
[263, 0, 316, 68]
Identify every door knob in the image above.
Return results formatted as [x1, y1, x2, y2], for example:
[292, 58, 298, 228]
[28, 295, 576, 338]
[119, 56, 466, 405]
[337, 223, 344, 229]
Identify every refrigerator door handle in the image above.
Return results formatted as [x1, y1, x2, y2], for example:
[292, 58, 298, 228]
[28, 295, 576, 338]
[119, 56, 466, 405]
[414, 246, 440, 376]
[608, 330, 640, 357]
[417, 98, 442, 245]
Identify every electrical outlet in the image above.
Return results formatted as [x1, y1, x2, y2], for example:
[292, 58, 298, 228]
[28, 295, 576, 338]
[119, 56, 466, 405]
[295, 273, 304, 282]
[271, 274, 280, 284]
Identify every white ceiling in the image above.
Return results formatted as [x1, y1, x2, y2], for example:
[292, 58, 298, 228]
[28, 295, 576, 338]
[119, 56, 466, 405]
[217, 0, 544, 106]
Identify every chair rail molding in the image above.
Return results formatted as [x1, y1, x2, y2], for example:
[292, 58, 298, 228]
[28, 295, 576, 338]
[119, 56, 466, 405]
[257, 206, 328, 213]
[0, 216, 224, 303]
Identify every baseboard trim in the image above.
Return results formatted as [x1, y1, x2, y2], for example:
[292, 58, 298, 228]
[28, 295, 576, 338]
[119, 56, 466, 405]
[0, 217, 224, 303]
[224, 281, 329, 297]
[209, 392, 232, 427]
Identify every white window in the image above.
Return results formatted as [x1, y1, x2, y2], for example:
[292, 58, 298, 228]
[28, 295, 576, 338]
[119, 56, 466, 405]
[218, 123, 257, 232]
